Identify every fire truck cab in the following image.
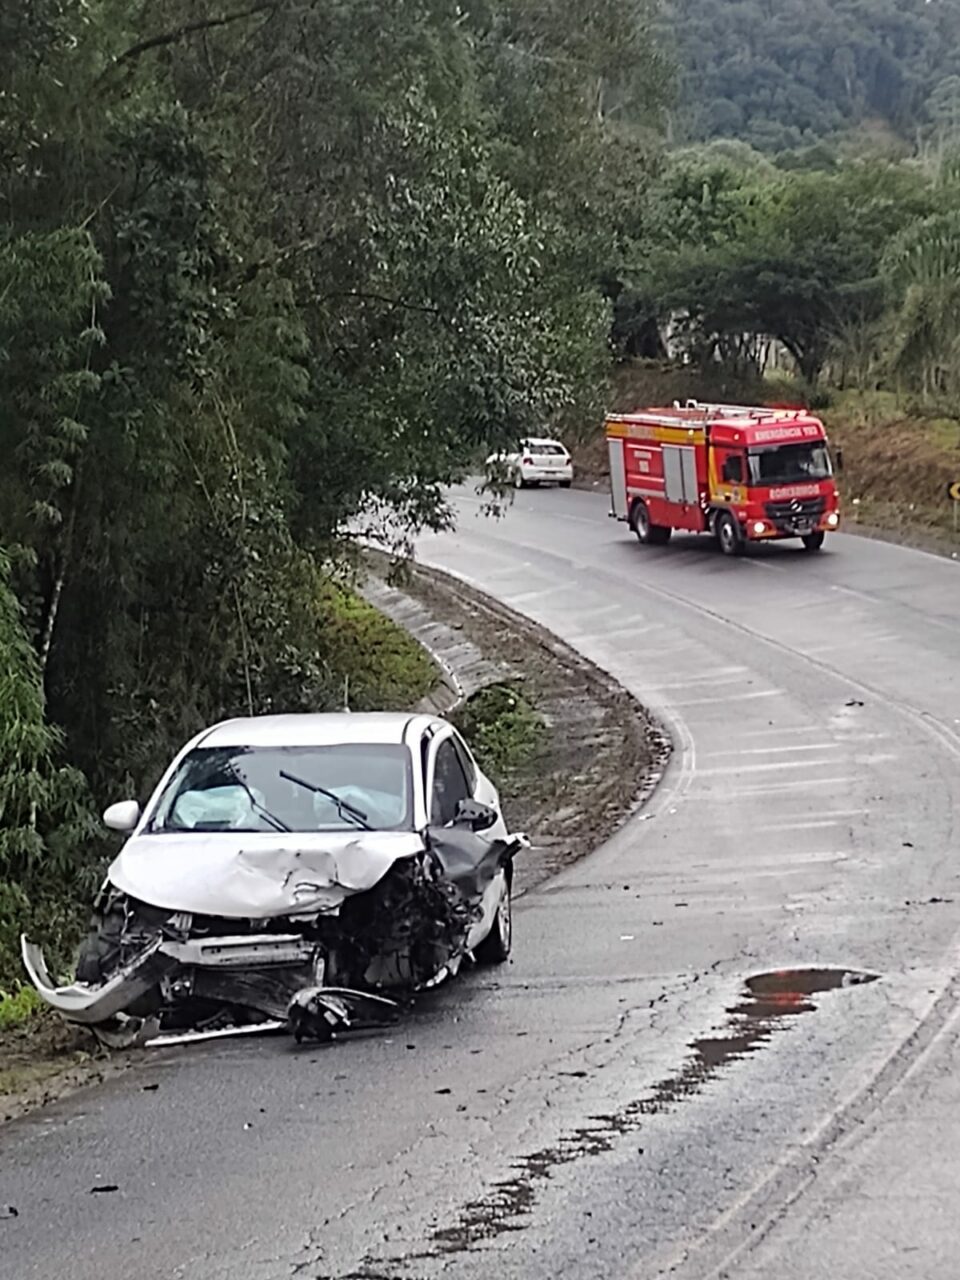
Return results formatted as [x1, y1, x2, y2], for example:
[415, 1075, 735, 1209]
[606, 400, 841, 555]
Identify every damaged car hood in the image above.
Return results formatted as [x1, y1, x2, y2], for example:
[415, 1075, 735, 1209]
[110, 830, 427, 918]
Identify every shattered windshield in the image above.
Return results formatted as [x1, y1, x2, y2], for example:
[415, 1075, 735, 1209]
[747, 442, 832, 487]
[149, 744, 413, 834]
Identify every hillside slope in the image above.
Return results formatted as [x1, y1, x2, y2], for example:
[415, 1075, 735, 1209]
[661, 0, 960, 151]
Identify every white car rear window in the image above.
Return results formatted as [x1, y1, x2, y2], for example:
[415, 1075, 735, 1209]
[525, 442, 567, 456]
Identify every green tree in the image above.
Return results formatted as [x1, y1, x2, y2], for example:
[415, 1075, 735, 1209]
[883, 210, 960, 399]
[0, 0, 668, 979]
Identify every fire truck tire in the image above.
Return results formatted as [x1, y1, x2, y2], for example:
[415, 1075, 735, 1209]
[802, 532, 825, 552]
[631, 500, 671, 545]
[716, 512, 744, 556]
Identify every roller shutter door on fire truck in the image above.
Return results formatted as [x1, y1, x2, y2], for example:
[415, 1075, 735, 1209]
[662, 446, 698, 505]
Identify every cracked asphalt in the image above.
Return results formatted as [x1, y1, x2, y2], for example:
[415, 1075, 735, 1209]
[4, 487, 960, 1279]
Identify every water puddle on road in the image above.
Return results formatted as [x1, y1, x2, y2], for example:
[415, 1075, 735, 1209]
[428, 967, 880, 1255]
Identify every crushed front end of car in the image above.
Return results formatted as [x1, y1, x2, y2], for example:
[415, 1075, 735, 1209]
[22, 826, 524, 1048]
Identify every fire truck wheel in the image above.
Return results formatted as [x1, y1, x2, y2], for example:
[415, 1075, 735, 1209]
[631, 501, 671, 546]
[631, 500, 651, 543]
[716, 512, 744, 556]
[802, 532, 825, 552]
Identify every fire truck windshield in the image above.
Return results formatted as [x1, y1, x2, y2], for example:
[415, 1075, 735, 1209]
[747, 442, 832, 487]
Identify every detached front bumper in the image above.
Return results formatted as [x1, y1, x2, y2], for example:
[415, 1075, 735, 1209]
[21, 936, 176, 1026]
[21, 932, 316, 1027]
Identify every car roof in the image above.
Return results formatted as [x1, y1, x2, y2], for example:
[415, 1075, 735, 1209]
[523, 436, 566, 447]
[198, 713, 441, 749]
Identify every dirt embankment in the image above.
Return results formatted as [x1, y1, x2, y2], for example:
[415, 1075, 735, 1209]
[0, 558, 668, 1123]
[572, 363, 960, 558]
[365, 556, 669, 893]
[825, 402, 960, 554]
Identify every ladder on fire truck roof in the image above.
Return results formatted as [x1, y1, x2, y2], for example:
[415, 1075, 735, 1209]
[671, 399, 805, 420]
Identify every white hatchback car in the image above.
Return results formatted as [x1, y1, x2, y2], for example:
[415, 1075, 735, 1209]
[23, 713, 522, 1044]
[487, 437, 574, 489]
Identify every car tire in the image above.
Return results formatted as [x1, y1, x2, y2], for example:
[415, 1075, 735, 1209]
[474, 875, 512, 965]
[74, 907, 124, 985]
[559, 479, 572, 489]
[802, 532, 825, 552]
[75, 902, 162, 1020]
[513, 469, 526, 489]
[716, 511, 743, 556]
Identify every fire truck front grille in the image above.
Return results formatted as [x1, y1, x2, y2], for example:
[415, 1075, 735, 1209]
[764, 496, 826, 532]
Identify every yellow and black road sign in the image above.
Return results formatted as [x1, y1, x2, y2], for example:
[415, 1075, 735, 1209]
[949, 481, 960, 502]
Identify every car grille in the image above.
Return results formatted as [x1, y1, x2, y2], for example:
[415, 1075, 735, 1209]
[764, 496, 826, 532]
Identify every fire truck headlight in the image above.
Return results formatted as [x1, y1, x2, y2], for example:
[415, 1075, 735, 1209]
[827, 512, 840, 528]
[752, 521, 766, 535]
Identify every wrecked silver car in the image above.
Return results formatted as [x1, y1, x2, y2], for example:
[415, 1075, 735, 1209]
[22, 713, 523, 1046]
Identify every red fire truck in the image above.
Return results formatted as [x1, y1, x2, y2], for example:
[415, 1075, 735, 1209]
[606, 400, 841, 555]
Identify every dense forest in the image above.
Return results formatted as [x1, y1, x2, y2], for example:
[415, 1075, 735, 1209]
[662, 0, 960, 152]
[0, 0, 663, 979]
[4, 0, 960, 994]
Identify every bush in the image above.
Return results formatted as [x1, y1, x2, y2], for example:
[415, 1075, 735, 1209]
[315, 582, 438, 712]
[454, 683, 543, 783]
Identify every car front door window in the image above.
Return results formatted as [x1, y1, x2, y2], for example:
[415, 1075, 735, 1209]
[431, 739, 471, 826]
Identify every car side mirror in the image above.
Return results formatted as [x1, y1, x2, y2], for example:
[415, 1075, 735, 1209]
[103, 800, 142, 833]
[454, 799, 498, 833]
[834, 448, 844, 473]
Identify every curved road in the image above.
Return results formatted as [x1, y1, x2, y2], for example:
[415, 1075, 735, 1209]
[4, 487, 960, 1279]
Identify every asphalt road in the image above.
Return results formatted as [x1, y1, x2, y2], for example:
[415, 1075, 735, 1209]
[4, 488, 960, 1280]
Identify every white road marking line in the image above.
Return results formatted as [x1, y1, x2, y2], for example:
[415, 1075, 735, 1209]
[650, 672, 756, 691]
[696, 759, 840, 776]
[751, 820, 858, 832]
[506, 587, 569, 606]
[704, 743, 842, 757]
[689, 776, 857, 797]
[738, 724, 839, 738]
[741, 777, 858, 794]
[672, 689, 783, 707]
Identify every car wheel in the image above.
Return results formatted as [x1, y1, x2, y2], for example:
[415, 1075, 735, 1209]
[513, 469, 526, 490]
[716, 511, 743, 556]
[474, 875, 512, 965]
[559, 479, 572, 489]
[802, 532, 825, 552]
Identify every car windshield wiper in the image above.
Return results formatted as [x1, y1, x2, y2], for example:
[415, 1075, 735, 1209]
[234, 778, 291, 833]
[279, 770, 371, 830]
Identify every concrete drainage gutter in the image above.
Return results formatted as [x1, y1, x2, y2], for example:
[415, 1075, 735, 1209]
[359, 571, 522, 715]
